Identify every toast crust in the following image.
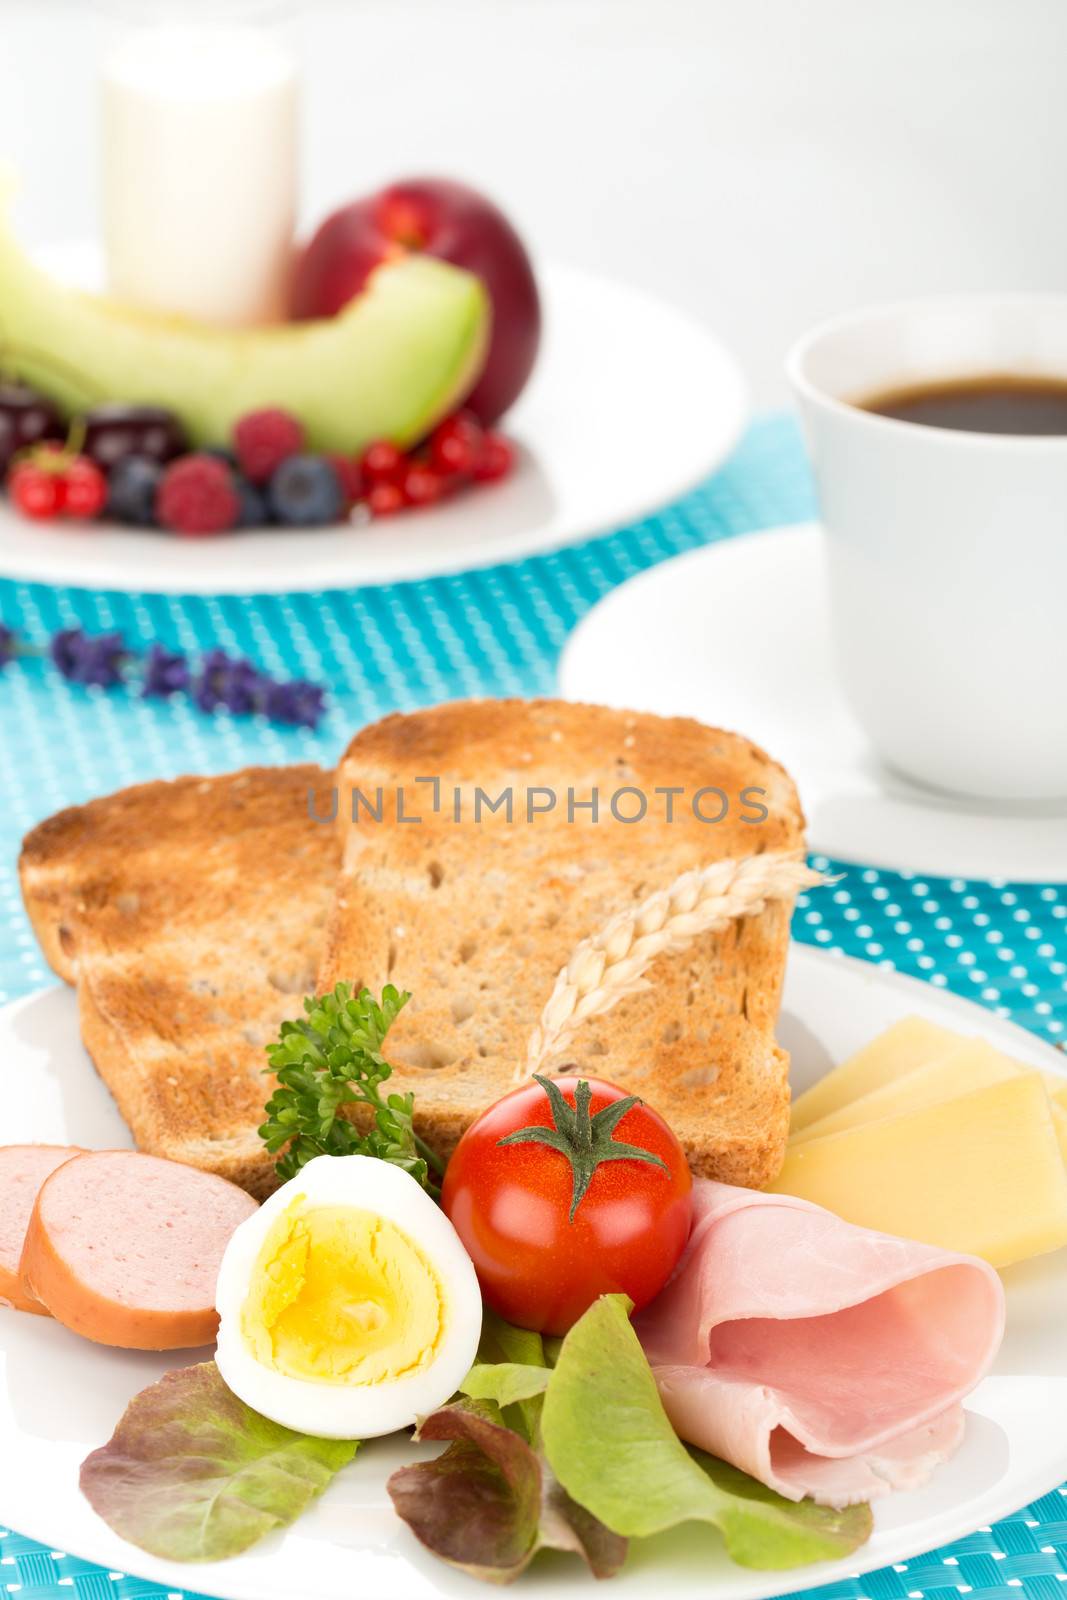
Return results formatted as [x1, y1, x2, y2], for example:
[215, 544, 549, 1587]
[20, 765, 338, 1199]
[320, 699, 806, 1188]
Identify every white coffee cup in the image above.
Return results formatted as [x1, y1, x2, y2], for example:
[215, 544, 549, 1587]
[787, 295, 1067, 803]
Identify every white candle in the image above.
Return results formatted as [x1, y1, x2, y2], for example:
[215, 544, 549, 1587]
[101, 20, 299, 327]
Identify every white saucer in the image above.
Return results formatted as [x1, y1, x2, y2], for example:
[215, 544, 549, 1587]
[3, 948, 1066, 1600]
[0, 248, 747, 594]
[558, 523, 1067, 882]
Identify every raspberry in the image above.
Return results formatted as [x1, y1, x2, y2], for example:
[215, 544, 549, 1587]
[232, 408, 305, 484]
[156, 454, 240, 536]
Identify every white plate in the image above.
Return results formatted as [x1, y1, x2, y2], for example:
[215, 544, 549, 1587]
[0, 247, 746, 593]
[1, 946, 1064, 1600]
[558, 523, 1067, 881]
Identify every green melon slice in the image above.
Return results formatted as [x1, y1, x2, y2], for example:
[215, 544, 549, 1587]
[0, 203, 490, 452]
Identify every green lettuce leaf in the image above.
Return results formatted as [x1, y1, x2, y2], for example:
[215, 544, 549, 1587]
[461, 1362, 552, 1409]
[80, 1362, 358, 1562]
[469, 1311, 552, 1441]
[541, 1334, 565, 1367]
[477, 1309, 547, 1368]
[685, 1450, 875, 1569]
[541, 1295, 873, 1570]
[387, 1396, 627, 1584]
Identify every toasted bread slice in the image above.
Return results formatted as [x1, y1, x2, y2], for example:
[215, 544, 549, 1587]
[19, 766, 338, 1198]
[320, 700, 806, 1187]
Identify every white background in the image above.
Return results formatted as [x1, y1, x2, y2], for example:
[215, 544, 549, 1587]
[0, 0, 1064, 402]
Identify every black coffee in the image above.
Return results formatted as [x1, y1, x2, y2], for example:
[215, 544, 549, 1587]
[859, 374, 1067, 435]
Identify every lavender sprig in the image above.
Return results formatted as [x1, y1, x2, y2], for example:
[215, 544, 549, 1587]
[194, 650, 263, 715]
[142, 643, 191, 698]
[1, 622, 326, 730]
[50, 628, 127, 688]
[262, 678, 326, 728]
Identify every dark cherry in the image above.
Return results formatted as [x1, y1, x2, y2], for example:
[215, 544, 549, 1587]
[0, 384, 64, 475]
[82, 404, 189, 471]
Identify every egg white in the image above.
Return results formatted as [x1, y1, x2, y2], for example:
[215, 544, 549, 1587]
[215, 1154, 482, 1439]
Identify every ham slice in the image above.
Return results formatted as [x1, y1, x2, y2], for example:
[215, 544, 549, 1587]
[633, 1179, 1004, 1508]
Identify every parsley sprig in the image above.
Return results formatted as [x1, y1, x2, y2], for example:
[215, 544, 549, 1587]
[259, 982, 444, 1192]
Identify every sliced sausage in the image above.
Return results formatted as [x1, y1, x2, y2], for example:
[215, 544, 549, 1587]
[0, 1144, 83, 1314]
[20, 1150, 259, 1349]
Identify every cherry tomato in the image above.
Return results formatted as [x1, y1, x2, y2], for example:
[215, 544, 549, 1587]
[441, 1074, 693, 1335]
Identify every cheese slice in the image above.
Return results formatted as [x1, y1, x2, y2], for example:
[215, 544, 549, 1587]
[1051, 1100, 1067, 1165]
[1046, 1075, 1067, 1114]
[771, 1072, 1067, 1269]
[790, 1016, 962, 1133]
[790, 1038, 1027, 1146]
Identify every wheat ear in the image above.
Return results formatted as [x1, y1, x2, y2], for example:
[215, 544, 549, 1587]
[521, 850, 823, 1080]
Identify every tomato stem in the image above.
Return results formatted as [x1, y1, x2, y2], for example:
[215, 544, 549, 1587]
[497, 1074, 668, 1220]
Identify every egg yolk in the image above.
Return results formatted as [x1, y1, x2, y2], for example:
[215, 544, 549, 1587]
[241, 1199, 447, 1384]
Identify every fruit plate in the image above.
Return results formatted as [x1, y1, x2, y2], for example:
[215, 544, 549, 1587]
[1, 944, 1064, 1600]
[557, 523, 1067, 882]
[0, 247, 746, 594]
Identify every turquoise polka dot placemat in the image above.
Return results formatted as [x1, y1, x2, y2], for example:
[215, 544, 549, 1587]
[0, 410, 1064, 1600]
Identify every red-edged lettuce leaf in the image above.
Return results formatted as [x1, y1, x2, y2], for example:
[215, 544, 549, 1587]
[388, 1396, 626, 1584]
[80, 1362, 358, 1562]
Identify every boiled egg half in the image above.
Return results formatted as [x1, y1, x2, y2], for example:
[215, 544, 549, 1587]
[215, 1154, 481, 1438]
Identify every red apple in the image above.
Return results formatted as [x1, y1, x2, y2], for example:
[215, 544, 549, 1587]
[292, 178, 541, 425]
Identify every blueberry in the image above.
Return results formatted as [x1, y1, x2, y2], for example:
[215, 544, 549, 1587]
[106, 455, 163, 526]
[233, 472, 270, 528]
[267, 455, 344, 527]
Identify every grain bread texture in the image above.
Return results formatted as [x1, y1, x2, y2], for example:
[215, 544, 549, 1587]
[320, 699, 806, 1187]
[19, 766, 338, 1198]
